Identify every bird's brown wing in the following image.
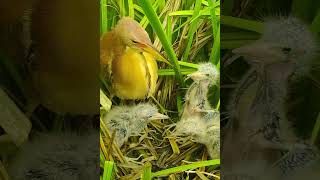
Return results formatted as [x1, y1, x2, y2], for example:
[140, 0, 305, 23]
[100, 31, 124, 85]
[100, 32, 113, 80]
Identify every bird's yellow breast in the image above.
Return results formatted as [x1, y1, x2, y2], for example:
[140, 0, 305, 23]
[112, 48, 157, 99]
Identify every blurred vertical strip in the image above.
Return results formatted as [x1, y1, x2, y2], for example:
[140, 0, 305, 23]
[5, 0, 100, 179]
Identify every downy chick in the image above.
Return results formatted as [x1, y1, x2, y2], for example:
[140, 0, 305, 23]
[183, 62, 219, 117]
[222, 16, 319, 179]
[103, 103, 169, 147]
[176, 63, 220, 158]
[175, 110, 220, 159]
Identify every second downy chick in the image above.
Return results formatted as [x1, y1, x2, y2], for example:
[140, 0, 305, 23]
[183, 63, 219, 117]
[176, 63, 220, 158]
[175, 110, 220, 159]
[222, 16, 319, 179]
[103, 103, 169, 147]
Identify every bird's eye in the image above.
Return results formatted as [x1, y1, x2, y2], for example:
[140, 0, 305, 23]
[282, 47, 291, 54]
[147, 113, 153, 118]
[132, 40, 139, 44]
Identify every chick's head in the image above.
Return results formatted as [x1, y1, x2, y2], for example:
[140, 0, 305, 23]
[133, 103, 169, 121]
[233, 17, 317, 72]
[187, 63, 219, 86]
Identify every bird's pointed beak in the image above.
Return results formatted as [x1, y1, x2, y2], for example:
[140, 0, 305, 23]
[137, 43, 172, 66]
[223, 42, 263, 66]
[232, 41, 283, 64]
[223, 54, 241, 67]
[186, 72, 206, 81]
[232, 42, 260, 56]
[150, 112, 169, 120]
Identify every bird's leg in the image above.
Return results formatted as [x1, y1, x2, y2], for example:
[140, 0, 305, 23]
[247, 124, 312, 153]
[268, 143, 320, 177]
[248, 134, 294, 151]
[192, 108, 219, 121]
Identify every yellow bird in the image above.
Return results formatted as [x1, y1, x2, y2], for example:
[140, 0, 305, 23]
[100, 17, 169, 100]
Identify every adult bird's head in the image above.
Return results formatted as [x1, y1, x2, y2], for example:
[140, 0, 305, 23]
[114, 17, 170, 65]
[134, 103, 169, 121]
[232, 17, 317, 74]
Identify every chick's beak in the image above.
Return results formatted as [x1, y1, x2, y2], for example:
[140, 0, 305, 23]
[232, 41, 284, 64]
[150, 113, 169, 120]
[138, 43, 172, 66]
[186, 72, 207, 81]
[232, 43, 258, 56]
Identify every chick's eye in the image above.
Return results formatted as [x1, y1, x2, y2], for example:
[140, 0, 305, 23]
[282, 47, 291, 54]
[132, 40, 139, 44]
[147, 113, 153, 118]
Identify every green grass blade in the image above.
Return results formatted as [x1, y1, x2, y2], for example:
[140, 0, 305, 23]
[221, 40, 255, 49]
[100, 151, 106, 167]
[177, 93, 183, 114]
[158, 61, 200, 75]
[138, 0, 184, 85]
[208, 0, 218, 35]
[210, 25, 220, 65]
[100, 89, 112, 112]
[140, 1, 160, 29]
[103, 161, 115, 180]
[221, 32, 260, 40]
[128, 0, 135, 18]
[100, 0, 108, 35]
[311, 9, 320, 33]
[158, 69, 196, 76]
[291, 0, 317, 22]
[151, 159, 220, 177]
[134, 4, 144, 15]
[182, 0, 203, 61]
[167, 16, 172, 44]
[221, 0, 234, 15]
[169, 9, 220, 16]
[221, 15, 264, 33]
[141, 162, 152, 180]
[158, 0, 166, 10]
[208, 0, 220, 65]
[202, 0, 209, 6]
[178, 61, 199, 68]
[118, 0, 126, 17]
